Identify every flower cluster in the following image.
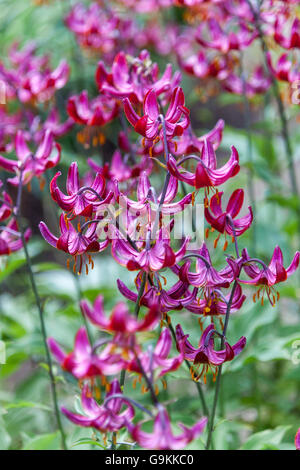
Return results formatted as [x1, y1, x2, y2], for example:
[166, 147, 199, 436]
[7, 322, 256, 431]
[2, 0, 299, 452]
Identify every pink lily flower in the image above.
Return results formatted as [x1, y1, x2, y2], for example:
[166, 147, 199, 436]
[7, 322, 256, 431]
[222, 67, 271, 97]
[123, 87, 190, 143]
[48, 327, 124, 379]
[239, 247, 300, 305]
[39, 214, 109, 274]
[0, 219, 31, 255]
[127, 328, 183, 379]
[167, 140, 240, 190]
[185, 283, 246, 317]
[34, 108, 73, 142]
[0, 130, 60, 186]
[174, 120, 224, 157]
[67, 90, 119, 126]
[266, 52, 300, 83]
[117, 278, 196, 313]
[62, 380, 135, 433]
[17, 60, 69, 104]
[177, 242, 232, 292]
[295, 428, 300, 450]
[176, 323, 246, 381]
[96, 50, 181, 103]
[116, 171, 193, 216]
[111, 229, 189, 273]
[80, 296, 160, 334]
[196, 19, 257, 53]
[88, 149, 152, 186]
[0, 185, 12, 221]
[204, 189, 253, 236]
[50, 161, 113, 218]
[274, 17, 300, 49]
[127, 404, 207, 450]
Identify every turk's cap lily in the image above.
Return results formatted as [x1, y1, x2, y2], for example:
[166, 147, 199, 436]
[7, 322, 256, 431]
[178, 242, 232, 290]
[186, 283, 246, 316]
[0, 187, 12, 221]
[80, 295, 160, 333]
[176, 323, 246, 367]
[96, 50, 180, 103]
[67, 90, 119, 126]
[48, 327, 124, 379]
[127, 404, 207, 450]
[204, 189, 253, 236]
[117, 278, 194, 313]
[0, 130, 61, 186]
[39, 213, 108, 257]
[0, 218, 31, 255]
[274, 17, 300, 49]
[123, 86, 190, 142]
[127, 328, 183, 378]
[167, 140, 240, 189]
[111, 230, 189, 273]
[62, 379, 134, 433]
[240, 246, 300, 287]
[116, 171, 193, 215]
[50, 161, 113, 217]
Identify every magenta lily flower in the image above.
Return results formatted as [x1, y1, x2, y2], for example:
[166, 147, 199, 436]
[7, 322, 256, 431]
[295, 428, 300, 450]
[50, 162, 113, 218]
[177, 242, 232, 293]
[117, 277, 196, 313]
[167, 140, 240, 190]
[34, 108, 73, 142]
[128, 328, 183, 379]
[196, 19, 257, 53]
[0, 130, 61, 186]
[39, 214, 109, 274]
[48, 327, 124, 379]
[176, 323, 246, 382]
[88, 149, 152, 186]
[274, 17, 300, 49]
[127, 404, 207, 450]
[223, 67, 271, 97]
[204, 189, 253, 236]
[186, 283, 246, 317]
[67, 90, 119, 126]
[0, 186, 12, 221]
[0, 218, 31, 255]
[266, 52, 300, 83]
[239, 246, 300, 305]
[111, 230, 189, 273]
[174, 120, 224, 157]
[116, 171, 193, 216]
[80, 296, 160, 334]
[96, 50, 180, 103]
[62, 379, 134, 433]
[123, 87, 190, 143]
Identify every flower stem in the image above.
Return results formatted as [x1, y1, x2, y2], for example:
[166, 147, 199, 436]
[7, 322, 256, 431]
[167, 320, 209, 418]
[240, 53, 257, 255]
[205, 280, 238, 450]
[15, 178, 67, 450]
[247, 0, 299, 200]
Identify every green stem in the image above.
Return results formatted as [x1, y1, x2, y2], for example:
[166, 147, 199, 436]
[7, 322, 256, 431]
[15, 176, 67, 450]
[168, 320, 209, 418]
[205, 280, 238, 450]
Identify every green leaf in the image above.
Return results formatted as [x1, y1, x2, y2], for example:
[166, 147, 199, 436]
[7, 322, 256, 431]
[22, 432, 61, 450]
[240, 426, 290, 450]
[5, 401, 52, 412]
